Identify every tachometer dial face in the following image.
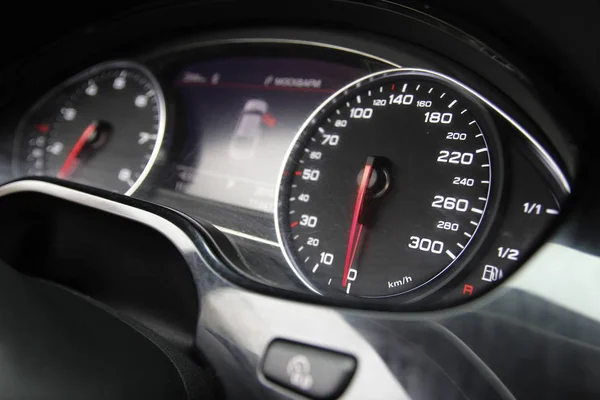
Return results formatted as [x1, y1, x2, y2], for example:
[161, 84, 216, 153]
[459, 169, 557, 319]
[276, 69, 500, 298]
[15, 61, 165, 195]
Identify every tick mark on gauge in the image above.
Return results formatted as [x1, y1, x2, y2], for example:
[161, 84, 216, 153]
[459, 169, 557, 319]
[328, 278, 332, 286]
[470, 221, 479, 226]
[469, 120, 477, 125]
[478, 197, 487, 201]
[356, 95, 361, 104]
[428, 88, 434, 93]
[312, 263, 320, 272]
[448, 100, 457, 108]
[464, 232, 472, 238]
[476, 148, 488, 153]
[402, 83, 407, 93]
[379, 86, 383, 93]
[481, 180, 490, 184]
[304, 256, 310, 263]
[446, 250, 456, 260]
[318, 127, 324, 133]
[476, 133, 483, 137]
[391, 84, 395, 91]
[368, 90, 372, 96]
[290, 197, 296, 201]
[546, 209, 560, 215]
[481, 164, 490, 168]
[290, 221, 299, 227]
[472, 208, 484, 214]
[346, 283, 352, 294]
[295, 171, 302, 176]
[311, 138, 316, 142]
[299, 160, 305, 164]
[440, 93, 446, 98]
[457, 243, 465, 249]
[346, 102, 351, 108]
[298, 246, 304, 252]
[292, 184, 297, 188]
[293, 235, 300, 240]
[416, 85, 421, 91]
[289, 210, 296, 215]
[461, 109, 467, 114]
[336, 110, 341, 115]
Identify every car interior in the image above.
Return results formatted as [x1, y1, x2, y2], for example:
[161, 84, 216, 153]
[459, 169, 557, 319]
[0, 1, 599, 399]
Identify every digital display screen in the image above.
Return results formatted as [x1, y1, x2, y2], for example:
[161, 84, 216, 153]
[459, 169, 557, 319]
[173, 57, 369, 213]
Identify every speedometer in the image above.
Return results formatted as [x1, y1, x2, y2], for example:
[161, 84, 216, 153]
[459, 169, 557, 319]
[275, 69, 501, 298]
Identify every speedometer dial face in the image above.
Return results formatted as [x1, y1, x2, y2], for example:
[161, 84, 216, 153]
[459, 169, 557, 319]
[15, 61, 165, 195]
[276, 69, 500, 298]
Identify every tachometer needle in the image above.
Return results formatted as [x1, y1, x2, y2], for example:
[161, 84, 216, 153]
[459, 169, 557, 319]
[342, 156, 375, 287]
[57, 121, 98, 179]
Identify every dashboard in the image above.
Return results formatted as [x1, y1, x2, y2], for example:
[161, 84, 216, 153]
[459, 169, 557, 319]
[0, 1, 598, 398]
[0, 30, 572, 309]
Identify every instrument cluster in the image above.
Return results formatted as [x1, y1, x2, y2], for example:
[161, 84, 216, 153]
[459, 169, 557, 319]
[0, 32, 573, 309]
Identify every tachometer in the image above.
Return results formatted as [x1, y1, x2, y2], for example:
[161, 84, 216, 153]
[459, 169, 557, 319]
[275, 69, 501, 298]
[15, 61, 165, 195]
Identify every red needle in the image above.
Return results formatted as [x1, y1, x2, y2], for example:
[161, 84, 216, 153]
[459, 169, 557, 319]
[57, 122, 97, 179]
[342, 157, 375, 287]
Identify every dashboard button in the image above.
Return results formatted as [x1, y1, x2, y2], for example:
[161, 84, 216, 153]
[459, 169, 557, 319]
[262, 340, 357, 399]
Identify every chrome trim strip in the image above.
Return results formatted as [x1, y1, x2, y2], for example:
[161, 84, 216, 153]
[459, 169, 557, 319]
[0, 179, 410, 400]
[214, 225, 280, 247]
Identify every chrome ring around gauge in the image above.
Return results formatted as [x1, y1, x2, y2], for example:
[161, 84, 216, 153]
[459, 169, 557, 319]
[275, 69, 503, 298]
[14, 61, 166, 195]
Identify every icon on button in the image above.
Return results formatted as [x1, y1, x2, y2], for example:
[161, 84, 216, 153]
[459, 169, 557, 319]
[286, 354, 314, 390]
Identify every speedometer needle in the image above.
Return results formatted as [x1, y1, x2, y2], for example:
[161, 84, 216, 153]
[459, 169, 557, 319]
[342, 156, 375, 287]
[57, 121, 98, 179]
